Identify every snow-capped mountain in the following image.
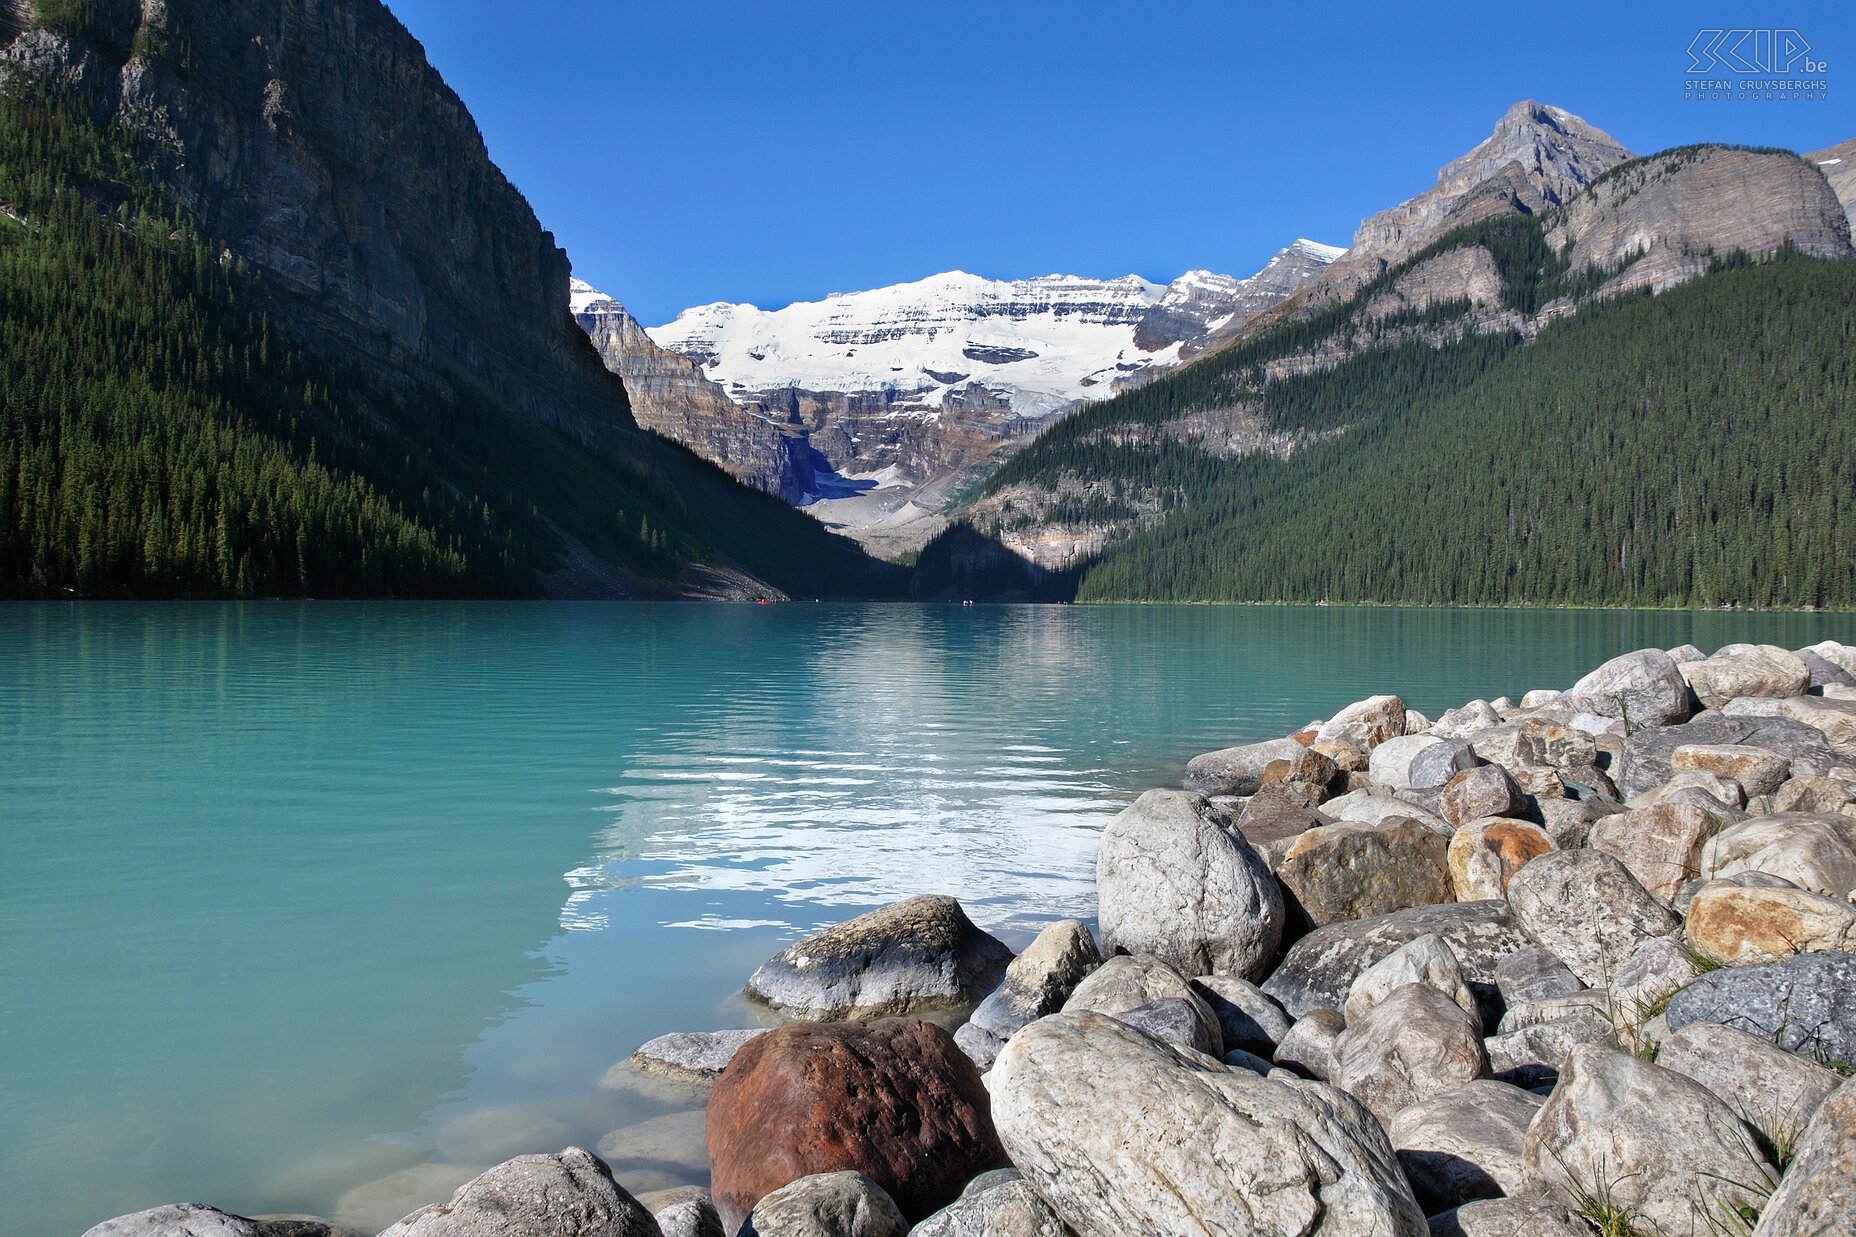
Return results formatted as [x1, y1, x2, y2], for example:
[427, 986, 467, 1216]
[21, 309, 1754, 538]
[646, 242, 1344, 420]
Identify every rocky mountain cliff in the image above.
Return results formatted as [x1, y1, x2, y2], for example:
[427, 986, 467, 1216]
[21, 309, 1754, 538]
[570, 279, 819, 502]
[1809, 137, 1856, 229]
[0, 0, 893, 598]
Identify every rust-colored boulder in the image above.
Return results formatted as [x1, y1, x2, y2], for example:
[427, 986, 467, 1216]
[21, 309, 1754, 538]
[706, 1018, 1006, 1236]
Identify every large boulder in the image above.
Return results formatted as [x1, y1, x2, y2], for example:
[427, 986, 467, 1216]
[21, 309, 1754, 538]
[1317, 695, 1409, 754]
[1655, 1021, 1843, 1153]
[705, 1019, 1006, 1235]
[1332, 984, 1489, 1124]
[738, 1173, 904, 1237]
[1562, 648, 1696, 728]
[1663, 950, 1856, 1065]
[378, 1149, 662, 1237]
[1276, 818, 1453, 931]
[1343, 933, 1480, 1030]
[1095, 790, 1283, 981]
[1724, 695, 1856, 757]
[989, 1011, 1428, 1236]
[1800, 640, 1856, 677]
[1060, 954, 1222, 1059]
[1522, 1046, 1771, 1237]
[1494, 946, 1583, 1008]
[1681, 644, 1811, 709]
[1370, 735, 1477, 791]
[1619, 714, 1845, 800]
[956, 919, 1100, 1070]
[1183, 737, 1311, 796]
[1686, 880, 1856, 966]
[1263, 902, 1531, 1019]
[1672, 743, 1792, 797]
[1190, 974, 1293, 1056]
[907, 1171, 1065, 1237]
[1505, 850, 1679, 987]
[1388, 1079, 1544, 1213]
[1447, 819, 1554, 901]
[743, 896, 1011, 1022]
[1426, 1199, 1595, 1237]
[1751, 1074, 1856, 1236]
[1586, 802, 1725, 903]
[82, 1209, 361, 1237]
[1438, 767, 1525, 827]
[1513, 719, 1600, 774]
[1112, 996, 1223, 1056]
[1700, 814, 1856, 897]
[1236, 782, 1332, 847]
[1273, 1009, 1347, 1080]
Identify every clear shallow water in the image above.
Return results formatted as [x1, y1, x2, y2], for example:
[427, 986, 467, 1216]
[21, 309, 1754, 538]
[4, 602, 1854, 1235]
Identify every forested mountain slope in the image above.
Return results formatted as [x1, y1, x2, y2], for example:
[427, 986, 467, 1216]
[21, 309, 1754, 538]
[0, 0, 894, 598]
[968, 149, 1856, 608]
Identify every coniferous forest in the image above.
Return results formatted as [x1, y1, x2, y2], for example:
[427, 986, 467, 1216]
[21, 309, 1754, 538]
[0, 80, 892, 599]
[981, 215, 1856, 609]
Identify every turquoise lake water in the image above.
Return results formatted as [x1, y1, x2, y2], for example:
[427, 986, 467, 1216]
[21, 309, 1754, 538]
[5, 602, 1855, 1235]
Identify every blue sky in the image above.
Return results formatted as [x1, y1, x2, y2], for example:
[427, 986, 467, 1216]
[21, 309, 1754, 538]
[382, 1, 1854, 325]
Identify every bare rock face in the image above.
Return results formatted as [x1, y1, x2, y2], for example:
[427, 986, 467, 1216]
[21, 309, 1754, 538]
[1096, 790, 1284, 981]
[705, 1019, 1006, 1235]
[743, 895, 1012, 1021]
[1811, 136, 1856, 231]
[1438, 766, 1525, 827]
[1191, 974, 1294, 1056]
[630, 1029, 771, 1086]
[1183, 737, 1314, 796]
[1751, 1073, 1856, 1236]
[573, 283, 814, 502]
[1618, 713, 1848, 800]
[1274, 1009, 1347, 1080]
[1388, 1079, 1544, 1213]
[1505, 850, 1679, 987]
[1523, 1047, 1771, 1237]
[378, 1148, 663, 1237]
[1316, 695, 1409, 754]
[1333, 984, 1489, 1125]
[1551, 149, 1854, 297]
[989, 1011, 1428, 1237]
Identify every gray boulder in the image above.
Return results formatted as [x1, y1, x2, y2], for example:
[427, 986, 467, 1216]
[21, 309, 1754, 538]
[1370, 735, 1477, 791]
[740, 1172, 905, 1237]
[990, 1011, 1428, 1236]
[1183, 737, 1310, 796]
[1060, 954, 1221, 1056]
[1562, 648, 1696, 728]
[1796, 649, 1856, 689]
[1663, 949, 1856, 1065]
[1800, 640, 1856, 677]
[1751, 1073, 1856, 1236]
[1273, 1009, 1346, 1081]
[1317, 695, 1410, 754]
[1343, 933, 1480, 1030]
[639, 1191, 722, 1237]
[957, 919, 1100, 1070]
[744, 895, 1012, 1021]
[630, 1030, 769, 1085]
[906, 1170, 1065, 1237]
[1262, 902, 1529, 1020]
[1095, 789, 1283, 981]
[1494, 947, 1583, 1008]
[1618, 713, 1846, 800]
[1113, 996, 1222, 1056]
[1388, 1079, 1543, 1213]
[1505, 850, 1679, 987]
[1190, 974, 1293, 1056]
[1522, 1046, 1770, 1237]
[1276, 818, 1453, 931]
[1724, 695, 1856, 757]
[1656, 1021, 1843, 1154]
[81, 1208, 362, 1237]
[1425, 1198, 1598, 1237]
[1333, 984, 1489, 1124]
[379, 1148, 662, 1237]
[1681, 644, 1811, 709]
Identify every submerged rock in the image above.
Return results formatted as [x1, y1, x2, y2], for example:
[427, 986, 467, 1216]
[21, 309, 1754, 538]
[630, 1030, 770, 1086]
[743, 895, 1011, 1021]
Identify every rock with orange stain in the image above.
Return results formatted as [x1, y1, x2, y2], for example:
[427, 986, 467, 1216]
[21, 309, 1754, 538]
[1683, 880, 1856, 966]
[1447, 819, 1555, 901]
